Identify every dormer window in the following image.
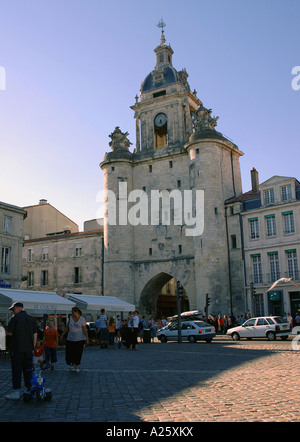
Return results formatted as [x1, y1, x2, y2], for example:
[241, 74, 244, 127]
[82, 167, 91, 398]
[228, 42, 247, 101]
[264, 188, 275, 205]
[281, 184, 292, 201]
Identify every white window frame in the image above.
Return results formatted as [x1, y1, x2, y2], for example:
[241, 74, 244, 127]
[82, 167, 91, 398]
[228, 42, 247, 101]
[252, 255, 263, 284]
[283, 212, 295, 235]
[75, 243, 82, 257]
[1, 247, 11, 274]
[27, 248, 34, 262]
[264, 188, 275, 205]
[281, 184, 292, 201]
[41, 246, 49, 261]
[269, 252, 280, 282]
[41, 270, 48, 286]
[249, 218, 259, 240]
[3, 216, 13, 235]
[286, 250, 299, 280]
[265, 215, 276, 237]
[27, 271, 34, 287]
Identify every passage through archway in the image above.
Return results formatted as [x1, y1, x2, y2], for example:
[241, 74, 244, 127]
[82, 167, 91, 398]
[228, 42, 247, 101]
[139, 272, 189, 318]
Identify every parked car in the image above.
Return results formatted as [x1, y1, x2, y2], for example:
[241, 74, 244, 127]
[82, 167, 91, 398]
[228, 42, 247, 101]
[157, 320, 216, 343]
[227, 316, 291, 341]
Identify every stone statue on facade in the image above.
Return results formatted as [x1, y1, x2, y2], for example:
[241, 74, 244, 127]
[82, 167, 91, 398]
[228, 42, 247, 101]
[192, 104, 219, 133]
[109, 126, 132, 152]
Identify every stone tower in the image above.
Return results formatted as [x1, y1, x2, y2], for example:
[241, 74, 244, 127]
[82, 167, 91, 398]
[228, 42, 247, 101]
[100, 24, 245, 317]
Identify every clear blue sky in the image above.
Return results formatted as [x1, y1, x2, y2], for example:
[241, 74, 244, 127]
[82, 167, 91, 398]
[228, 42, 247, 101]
[0, 0, 299, 230]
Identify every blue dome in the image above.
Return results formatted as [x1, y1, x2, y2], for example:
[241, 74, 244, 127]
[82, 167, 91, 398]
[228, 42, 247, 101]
[141, 66, 178, 93]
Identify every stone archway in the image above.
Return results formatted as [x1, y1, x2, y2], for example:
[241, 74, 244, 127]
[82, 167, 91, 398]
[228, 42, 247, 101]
[139, 272, 190, 318]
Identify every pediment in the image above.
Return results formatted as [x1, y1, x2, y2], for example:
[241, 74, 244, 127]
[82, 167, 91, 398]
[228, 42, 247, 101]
[260, 175, 296, 188]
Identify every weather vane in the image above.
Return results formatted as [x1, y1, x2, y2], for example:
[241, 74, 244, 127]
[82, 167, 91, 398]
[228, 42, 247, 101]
[157, 19, 166, 32]
[156, 19, 166, 44]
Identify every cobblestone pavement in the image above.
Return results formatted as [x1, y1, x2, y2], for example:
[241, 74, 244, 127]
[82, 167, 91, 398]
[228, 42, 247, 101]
[0, 336, 299, 423]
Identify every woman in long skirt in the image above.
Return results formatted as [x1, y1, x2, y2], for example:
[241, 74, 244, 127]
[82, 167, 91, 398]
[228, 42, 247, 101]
[60, 307, 89, 372]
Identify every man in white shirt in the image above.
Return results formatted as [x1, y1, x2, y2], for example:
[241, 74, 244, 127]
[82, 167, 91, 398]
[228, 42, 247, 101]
[132, 311, 140, 350]
[95, 309, 108, 348]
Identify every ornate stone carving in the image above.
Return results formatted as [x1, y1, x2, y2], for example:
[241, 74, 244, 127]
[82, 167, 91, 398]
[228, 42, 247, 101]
[109, 127, 132, 152]
[192, 104, 219, 132]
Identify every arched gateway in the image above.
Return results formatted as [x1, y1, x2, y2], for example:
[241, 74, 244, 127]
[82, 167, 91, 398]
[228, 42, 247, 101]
[139, 272, 190, 318]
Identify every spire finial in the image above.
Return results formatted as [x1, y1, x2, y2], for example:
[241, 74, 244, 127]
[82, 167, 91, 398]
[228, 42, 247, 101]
[157, 18, 166, 44]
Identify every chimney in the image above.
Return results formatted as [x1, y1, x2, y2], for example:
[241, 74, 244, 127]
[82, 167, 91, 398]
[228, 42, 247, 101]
[39, 199, 48, 205]
[251, 168, 259, 193]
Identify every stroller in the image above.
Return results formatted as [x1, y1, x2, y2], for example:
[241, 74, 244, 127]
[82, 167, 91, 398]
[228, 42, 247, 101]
[23, 363, 52, 402]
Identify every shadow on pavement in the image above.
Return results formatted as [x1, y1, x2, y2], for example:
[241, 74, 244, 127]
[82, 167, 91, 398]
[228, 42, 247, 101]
[0, 337, 293, 422]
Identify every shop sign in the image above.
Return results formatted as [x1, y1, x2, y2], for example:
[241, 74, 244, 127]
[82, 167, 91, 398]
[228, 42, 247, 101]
[268, 291, 280, 302]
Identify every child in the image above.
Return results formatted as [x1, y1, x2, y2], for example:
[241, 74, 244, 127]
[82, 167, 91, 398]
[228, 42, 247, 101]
[43, 320, 59, 370]
[33, 340, 44, 370]
[108, 317, 116, 349]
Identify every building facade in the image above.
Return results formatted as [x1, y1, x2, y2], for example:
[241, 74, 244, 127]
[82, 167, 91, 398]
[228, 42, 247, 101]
[21, 228, 103, 295]
[226, 171, 300, 318]
[100, 28, 245, 317]
[0, 201, 27, 289]
[23, 199, 79, 240]
[21, 199, 103, 296]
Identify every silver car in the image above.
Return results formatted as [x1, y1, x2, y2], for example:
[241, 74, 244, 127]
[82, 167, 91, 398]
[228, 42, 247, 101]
[157, 320, 216, 343]
[227, 316, 290, 341]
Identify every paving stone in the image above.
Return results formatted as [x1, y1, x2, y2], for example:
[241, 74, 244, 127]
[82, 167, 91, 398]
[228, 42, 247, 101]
[0, 336, 299, 422]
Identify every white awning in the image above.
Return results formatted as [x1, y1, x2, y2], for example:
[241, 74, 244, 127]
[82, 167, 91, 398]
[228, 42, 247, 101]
[67, 294, 135, 312]
[0, 289, 76, 315]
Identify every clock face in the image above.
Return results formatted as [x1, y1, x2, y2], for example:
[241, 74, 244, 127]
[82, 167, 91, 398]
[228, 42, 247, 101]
[154, 113, 167, 127]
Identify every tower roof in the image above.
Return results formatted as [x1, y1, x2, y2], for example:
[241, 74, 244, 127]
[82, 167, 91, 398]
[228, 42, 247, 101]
[140, 21, 190, 94]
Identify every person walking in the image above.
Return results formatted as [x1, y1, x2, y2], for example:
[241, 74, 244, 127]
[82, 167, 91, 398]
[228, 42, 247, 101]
[148, 316, 155, 343]
[60, 307, 88, 373]
[217, 315, 224, 334]
[132, 311, 140, 350]
[95, 309, 109, 349]
[5, 302, 37, 400]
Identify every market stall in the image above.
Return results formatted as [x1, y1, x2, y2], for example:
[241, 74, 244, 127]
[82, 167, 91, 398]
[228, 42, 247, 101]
[66, 294, 135, 321]
[0, 288, 76, 326]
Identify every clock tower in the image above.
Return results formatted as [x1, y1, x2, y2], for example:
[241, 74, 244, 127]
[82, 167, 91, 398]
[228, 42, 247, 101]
[100, 23, 245, 318]
[131, 22, 201, 153]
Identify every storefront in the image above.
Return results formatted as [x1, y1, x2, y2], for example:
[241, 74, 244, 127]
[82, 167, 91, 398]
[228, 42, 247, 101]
[66, 294, 135, 321]
[0, 288, 76, 327]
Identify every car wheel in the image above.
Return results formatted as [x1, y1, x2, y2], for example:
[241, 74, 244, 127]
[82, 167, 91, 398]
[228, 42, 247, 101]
[267, 331, 276, 341]
[160, 335, 167, 343]
[188, 336, 197, 343]
[232, 332, 240, 341]
[205, 338, 212, 343]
